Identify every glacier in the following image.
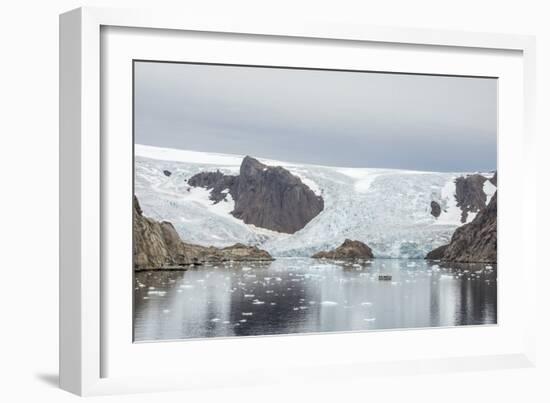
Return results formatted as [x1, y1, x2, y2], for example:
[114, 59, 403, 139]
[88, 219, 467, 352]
[134, 144, 493, 259]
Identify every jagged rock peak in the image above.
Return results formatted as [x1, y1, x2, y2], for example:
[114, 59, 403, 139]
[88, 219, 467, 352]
[188, 156, 324, 234]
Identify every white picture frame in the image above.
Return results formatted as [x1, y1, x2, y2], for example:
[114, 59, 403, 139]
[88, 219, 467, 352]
[59, 6, 537, 396]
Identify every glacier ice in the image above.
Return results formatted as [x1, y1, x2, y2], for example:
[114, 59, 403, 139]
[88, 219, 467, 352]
[134, 144, 494, 259]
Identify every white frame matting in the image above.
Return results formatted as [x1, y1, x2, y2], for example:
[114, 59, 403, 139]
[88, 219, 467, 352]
[59, 7, 537, 396]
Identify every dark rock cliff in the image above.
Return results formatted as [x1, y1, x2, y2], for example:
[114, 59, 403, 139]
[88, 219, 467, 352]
[426, 192, 497, 263]
[312, 239, 374, 260]
[188, 156, 324, 234]
[133, 195, 273, 270]
[187, 170, 238, 203]
[454, 174, 493, 223]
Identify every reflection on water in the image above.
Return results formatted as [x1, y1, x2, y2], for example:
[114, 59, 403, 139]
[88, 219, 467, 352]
[134, 258, 496, 342]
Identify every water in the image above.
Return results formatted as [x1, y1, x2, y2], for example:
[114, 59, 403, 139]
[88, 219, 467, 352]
[134, 258, 497, 342]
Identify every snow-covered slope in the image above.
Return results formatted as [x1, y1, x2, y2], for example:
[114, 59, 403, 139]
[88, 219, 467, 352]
[135, 144, 494, 259]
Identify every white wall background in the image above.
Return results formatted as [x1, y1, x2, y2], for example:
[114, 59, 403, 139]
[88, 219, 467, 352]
[0, 0, 548, 401]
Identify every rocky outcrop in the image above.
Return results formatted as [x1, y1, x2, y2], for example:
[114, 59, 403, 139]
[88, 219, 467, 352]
[133, 195, 273, 270]
[312, 239, 374, 260]
[188, 170, 238, 203]
[426, 192, 497, 263]
[163, 170, 172, 177]
[425, 244, 448, 260]
[454, 174, 491, 223]
[188, 156, 324, 234]
[134, 195, 180, 268]
[430, 201, 441, 218]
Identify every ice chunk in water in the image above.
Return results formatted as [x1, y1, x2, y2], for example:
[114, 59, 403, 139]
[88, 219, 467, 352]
[321, 301, 338, 306]
[242, 312, 253, 316]
[148, 290, 167, 296]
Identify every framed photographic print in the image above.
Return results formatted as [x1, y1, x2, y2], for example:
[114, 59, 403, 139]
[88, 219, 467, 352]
[60, 7, 537, 396]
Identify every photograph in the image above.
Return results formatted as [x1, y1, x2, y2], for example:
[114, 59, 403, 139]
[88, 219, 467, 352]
[132, 60, 497, 342]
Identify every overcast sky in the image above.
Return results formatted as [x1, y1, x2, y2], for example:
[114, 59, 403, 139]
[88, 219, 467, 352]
[134, 61, 497, 172]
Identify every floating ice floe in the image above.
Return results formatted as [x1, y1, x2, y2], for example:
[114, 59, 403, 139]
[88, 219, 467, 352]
[364, 318, 376, 322]
[243, 294, 255, 298]
[252, 300, 265, 305]
[361, 302, 373, 306]
[147, 290, 167, 296]
[210, 318, 220, 322]
[321, 301, 338, 306]
[163, 309, 170, 314]
[242, 312, 253, 316]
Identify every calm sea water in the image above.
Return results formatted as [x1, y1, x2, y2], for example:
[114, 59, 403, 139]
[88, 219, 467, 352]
[134, 258, 497, 342]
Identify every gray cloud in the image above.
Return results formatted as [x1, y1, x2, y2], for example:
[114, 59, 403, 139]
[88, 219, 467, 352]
[134, 61, 497, 172]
